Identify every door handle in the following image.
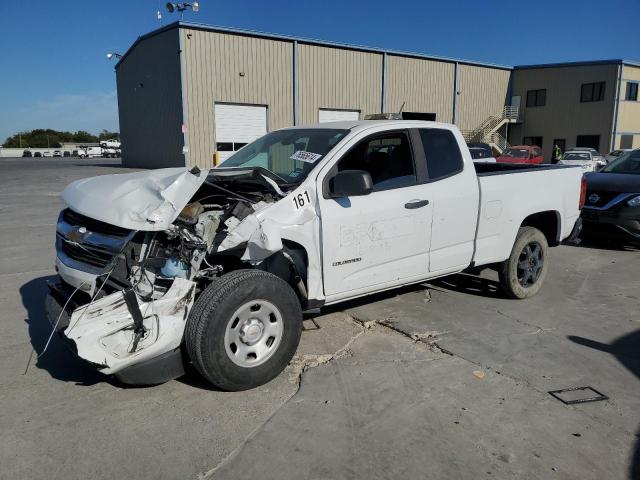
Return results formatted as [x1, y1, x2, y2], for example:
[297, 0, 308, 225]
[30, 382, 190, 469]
[404, 199, 429, 209]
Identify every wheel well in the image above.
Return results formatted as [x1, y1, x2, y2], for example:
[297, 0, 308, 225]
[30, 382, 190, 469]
[204, 242, 310, 304]
[521, 211, 560, 246]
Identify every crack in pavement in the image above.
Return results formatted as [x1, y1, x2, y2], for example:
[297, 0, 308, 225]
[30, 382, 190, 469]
[198, 308, 634, 478]
[198, 315, 367, 479]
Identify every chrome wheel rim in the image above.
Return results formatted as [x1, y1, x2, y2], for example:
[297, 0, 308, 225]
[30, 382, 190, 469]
[517, 241, 544, 287]
[223, 299, 284, 368]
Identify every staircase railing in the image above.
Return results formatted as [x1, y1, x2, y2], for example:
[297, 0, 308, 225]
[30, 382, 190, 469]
[460, 105, 519, 154]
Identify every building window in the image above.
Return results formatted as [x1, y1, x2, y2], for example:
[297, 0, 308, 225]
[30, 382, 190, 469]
[580, 82, 605, 102]
[625, 82, 638, 101]
[526, 89, 546, 107]
[524, 136, 543, 147]
[576, 135, 600, 152]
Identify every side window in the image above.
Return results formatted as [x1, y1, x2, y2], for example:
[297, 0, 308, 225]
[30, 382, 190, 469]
[419, 129, 463, 181]
[337, 132, 416, 191]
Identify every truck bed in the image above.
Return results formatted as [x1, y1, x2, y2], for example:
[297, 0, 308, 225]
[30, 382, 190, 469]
[472, 162, 583, 267]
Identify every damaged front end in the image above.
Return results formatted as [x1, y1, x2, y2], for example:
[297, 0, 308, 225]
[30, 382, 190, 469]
[48, 166, 299, 385]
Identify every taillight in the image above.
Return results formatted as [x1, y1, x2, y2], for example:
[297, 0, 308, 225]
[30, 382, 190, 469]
[579, 175, 587, 210]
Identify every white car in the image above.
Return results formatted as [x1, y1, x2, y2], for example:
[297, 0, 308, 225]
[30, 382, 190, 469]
[565, 148, 606, 166]
[100, 139, 121, 149]
[42, 151, 53, 158]
[558, 150, 604, 171]
[46, 120, 584, 390]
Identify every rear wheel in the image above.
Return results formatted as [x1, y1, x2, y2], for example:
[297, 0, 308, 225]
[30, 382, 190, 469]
[185, 269, 302, 391]
[499, 227, 549, 299]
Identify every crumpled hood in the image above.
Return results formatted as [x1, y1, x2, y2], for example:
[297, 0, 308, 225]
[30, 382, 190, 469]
[61, 167, 210, 231]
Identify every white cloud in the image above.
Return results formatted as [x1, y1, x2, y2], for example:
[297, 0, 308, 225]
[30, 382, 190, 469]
[0, 91, 119, 140]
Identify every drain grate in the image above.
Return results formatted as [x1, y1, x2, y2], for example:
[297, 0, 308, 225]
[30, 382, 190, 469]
[548, 386, 609, 405]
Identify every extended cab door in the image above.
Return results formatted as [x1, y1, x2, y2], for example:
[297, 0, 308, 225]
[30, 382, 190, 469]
[317, 129, 433, 299]
[415, 128, 479, 273]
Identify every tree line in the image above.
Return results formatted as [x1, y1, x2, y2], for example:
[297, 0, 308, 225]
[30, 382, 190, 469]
[2, 129, 120, 148]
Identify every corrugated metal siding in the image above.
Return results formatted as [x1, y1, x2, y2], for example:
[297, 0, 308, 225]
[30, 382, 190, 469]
[511, 64, 618, 158]
[385, 55, 454, 121]
[116, 28, 184, 168]
[181, 28, 293, 169]
[456, 65, 510, 131]
[298, 44, 382, 124]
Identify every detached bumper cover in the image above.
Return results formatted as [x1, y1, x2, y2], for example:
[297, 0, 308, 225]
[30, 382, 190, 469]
[45, 277, 196, 383]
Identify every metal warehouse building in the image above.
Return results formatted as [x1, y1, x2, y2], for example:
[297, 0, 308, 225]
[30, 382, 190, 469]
[115, 21, 640, 168]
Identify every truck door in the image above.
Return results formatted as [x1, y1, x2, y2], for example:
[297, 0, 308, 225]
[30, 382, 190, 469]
[416, 128, 479, 273]
[317, 130, 433, 299]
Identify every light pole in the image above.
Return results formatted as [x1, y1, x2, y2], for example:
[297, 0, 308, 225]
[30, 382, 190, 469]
[165, 2, 199, 21]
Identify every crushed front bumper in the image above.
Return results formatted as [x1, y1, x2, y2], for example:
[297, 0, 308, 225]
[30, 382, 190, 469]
[45, 277, 196, 385]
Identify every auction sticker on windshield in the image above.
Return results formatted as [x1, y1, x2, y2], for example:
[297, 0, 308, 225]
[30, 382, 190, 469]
[290, 151, 322, 163]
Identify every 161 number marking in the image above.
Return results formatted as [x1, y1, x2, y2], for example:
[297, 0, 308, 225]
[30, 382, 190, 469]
[293, 190, 311, 209]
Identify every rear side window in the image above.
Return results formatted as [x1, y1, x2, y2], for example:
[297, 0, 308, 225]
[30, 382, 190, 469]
[419, 129, 463, 180]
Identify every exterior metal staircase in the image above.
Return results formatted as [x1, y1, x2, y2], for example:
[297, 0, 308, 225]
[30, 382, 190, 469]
[461, 106, 519, 154]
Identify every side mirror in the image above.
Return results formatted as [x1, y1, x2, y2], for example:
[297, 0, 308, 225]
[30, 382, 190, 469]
[329, 170, 373, 197]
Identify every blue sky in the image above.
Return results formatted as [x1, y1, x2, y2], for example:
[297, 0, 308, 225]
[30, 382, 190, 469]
[1, 0, 638, 143]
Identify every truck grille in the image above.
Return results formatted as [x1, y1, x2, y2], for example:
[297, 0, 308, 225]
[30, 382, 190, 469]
[56, 209, 135, 273]
[59, 240, 117, 269]
[62, 209, 131, 237]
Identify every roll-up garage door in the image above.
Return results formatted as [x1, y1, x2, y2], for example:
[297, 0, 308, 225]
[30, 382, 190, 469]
[215, 104, 268, 162]
[318, 109, 360, 123]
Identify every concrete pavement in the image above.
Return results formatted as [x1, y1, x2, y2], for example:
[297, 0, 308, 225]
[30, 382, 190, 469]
[1, 158, 638, 479]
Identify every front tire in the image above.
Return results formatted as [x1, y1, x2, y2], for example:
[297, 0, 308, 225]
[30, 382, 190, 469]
[185, 269, 302, 391]
[499, 227, 549, 299]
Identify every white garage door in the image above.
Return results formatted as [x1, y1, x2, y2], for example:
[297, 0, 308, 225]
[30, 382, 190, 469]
[215, 103, 268, 162]
[318, 109, 360, 123]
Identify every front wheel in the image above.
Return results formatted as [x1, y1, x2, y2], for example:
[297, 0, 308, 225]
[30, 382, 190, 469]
[185, 269, 302, 391]
[499, 226, 549, 299]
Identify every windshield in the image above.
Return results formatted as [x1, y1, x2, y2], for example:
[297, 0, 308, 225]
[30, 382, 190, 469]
[602, 150, 640, 174]
[501, 148, 529, 159]
[563, 152, 591, 160]
[218, 128, 349, 184]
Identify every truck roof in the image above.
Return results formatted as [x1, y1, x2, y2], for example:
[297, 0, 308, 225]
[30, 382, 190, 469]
[283, 120, 456, 132]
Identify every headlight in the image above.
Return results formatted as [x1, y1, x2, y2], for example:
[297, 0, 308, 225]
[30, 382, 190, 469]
[627, 195, 640, 207]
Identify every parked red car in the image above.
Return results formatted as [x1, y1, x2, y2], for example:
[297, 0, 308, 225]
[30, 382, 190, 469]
[497, 145, 544, 164]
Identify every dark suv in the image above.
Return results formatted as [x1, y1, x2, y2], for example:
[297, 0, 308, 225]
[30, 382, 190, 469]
[581, 149, 640, 243]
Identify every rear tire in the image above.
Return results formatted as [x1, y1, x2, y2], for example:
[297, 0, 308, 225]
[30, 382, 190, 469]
[499, 227, 549, 299]
[185, 269, 302, 391]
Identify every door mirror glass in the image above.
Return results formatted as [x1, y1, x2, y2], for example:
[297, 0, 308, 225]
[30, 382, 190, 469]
[329, 170, 373, 197]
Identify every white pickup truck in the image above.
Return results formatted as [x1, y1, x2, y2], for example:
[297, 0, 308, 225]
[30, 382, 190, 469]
[47, 120, 585, 390]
